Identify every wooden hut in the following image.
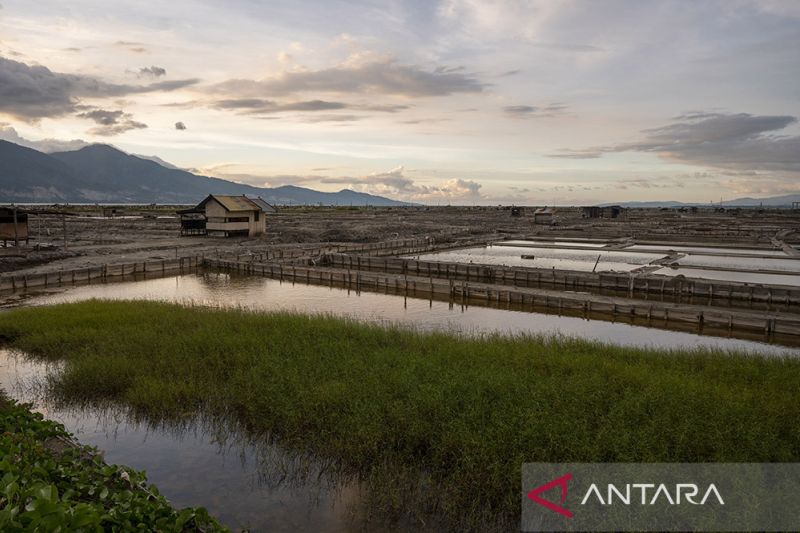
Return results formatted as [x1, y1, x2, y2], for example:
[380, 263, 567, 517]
[0, 206, 28, 246]
[180, 195, 269, 237]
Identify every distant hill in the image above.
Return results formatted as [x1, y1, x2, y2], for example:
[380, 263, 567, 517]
[720, 193, 800, 207]
[608, 195, 800, 208]
[0, 140, 411, 206]
[602, 200, 687, 208]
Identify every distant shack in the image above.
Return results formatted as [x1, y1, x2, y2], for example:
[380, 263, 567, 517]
[0, 206, 28, 247]
[533, 207, 556, 224]
[581, 205, 625, 219]
[178, 195, 277, 237]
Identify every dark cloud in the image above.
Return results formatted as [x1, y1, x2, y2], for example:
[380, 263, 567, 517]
[212, 58, 485, 98]
[77, 108, 125, 126]
[175, 121, 187, 130]
[76, 107, 147, 136]
[0, 56, 198, 120]
[550, 112, 800, 174]
[504, 103, 568, 118]
[137, 66, 166, 78]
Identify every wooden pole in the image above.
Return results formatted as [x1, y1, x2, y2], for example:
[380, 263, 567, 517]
[12, 207, 19, 247]
[62, 214, 68, 250]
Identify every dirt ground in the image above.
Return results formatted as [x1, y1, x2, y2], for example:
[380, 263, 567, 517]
[2, 205, 799, 275]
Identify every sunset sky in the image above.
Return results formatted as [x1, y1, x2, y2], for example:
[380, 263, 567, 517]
[1, 0, 799, 204]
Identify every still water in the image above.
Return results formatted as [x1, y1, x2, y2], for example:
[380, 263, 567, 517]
[653, 267, 800, 287]
[16, 271, 796, 354]
[2, 271, 797, 531]
[0, 349, 362, 532]
[630, 244, 789, 256]
[414, 245, 663, 272]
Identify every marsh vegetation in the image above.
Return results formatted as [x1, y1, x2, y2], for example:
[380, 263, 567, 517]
[1, 300, 798, 529]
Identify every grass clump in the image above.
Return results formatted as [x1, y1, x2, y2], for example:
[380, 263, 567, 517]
[0, 390, 226, 532]
[0, 300, 798, 529]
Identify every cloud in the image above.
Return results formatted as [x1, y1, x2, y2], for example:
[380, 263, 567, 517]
[209, 98, 410, 118]
[212, 98, 348, 113]
[320, 166, 483, 201]
[0, 56, 198, 120]
[503, 103, 568, 118]
[212, 57, 485, 98]
[76, 107, 147, 136]
[175, 121, 187, 130]
[114, 41, 148, 53]
[550, 112, 800, 174]
[136, 66, 166, 78]
[300, 114, 363, 123]
[206, 165, 483, 202]
[0, 124, 89, 152]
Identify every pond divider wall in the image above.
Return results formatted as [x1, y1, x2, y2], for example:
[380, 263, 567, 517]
[216, 236, 493, 264]
[0, 256, 203, 293]
[3, 243, 797, 344]
[319, 253, 800, 309]
[203, 257, 800, 341]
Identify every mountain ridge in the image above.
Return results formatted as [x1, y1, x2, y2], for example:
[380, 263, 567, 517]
[0, 140, 411, 206]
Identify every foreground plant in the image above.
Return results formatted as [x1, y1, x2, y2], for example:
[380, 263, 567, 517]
[0, 393, 227, 532]
[0, 300, 798, 530]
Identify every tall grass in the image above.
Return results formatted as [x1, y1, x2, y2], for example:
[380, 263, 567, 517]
[1, 300, 798, 529]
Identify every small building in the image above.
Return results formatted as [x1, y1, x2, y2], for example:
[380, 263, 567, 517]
[0, 206, 28, 246]
[533, 207, 556, 224]
[102, 207, 123, 218]
[177, 206, 207, 236]
[581, 205, 625, 219]
[581, 206, 602, 218]
[247, 197, 279, 215]
[181, 195, 269, 237]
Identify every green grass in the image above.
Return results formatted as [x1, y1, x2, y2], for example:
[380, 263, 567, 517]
[1, 300, 799, 530]
[0, 390, 226, 532]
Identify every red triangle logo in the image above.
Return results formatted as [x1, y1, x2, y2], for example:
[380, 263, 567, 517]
[527, 472, 574, 518]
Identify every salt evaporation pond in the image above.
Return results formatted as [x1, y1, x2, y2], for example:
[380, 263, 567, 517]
[674, 254, 800, 273]
[499, 240, 609, 249]
[631, 245, 789, 256]
[653, 267, 800, 287]
[413, 244, 664, 272]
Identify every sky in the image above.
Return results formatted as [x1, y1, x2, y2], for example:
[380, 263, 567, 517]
[1, 0, 799, 205]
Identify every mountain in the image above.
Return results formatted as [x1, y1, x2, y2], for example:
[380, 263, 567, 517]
[720, 193, 800, 207]
[610, 194, 800, 208]
[603, 200, 687, 208]
[0, 141, 410, 206]
[0, 140, 84, 202]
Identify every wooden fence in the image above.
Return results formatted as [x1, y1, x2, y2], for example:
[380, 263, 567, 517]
[204, 258, 800, 340]
[319, 253, 800, 309]
[0, 256, 201, 293]
[218, 236, 489, 264]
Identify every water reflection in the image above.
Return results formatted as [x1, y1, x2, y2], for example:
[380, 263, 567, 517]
[16, 271, 798, 355]
[0, 349, 364, 532]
